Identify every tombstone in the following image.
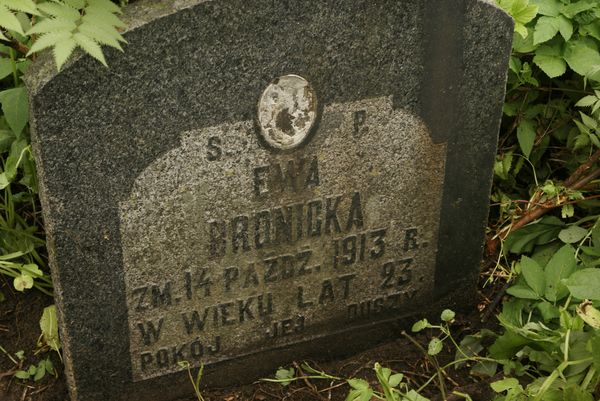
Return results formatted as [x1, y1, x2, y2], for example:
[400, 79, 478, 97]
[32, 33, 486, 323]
[26, 1, 513, 400]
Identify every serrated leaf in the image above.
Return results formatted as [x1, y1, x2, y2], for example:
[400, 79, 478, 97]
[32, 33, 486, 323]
[513, 28, 537, 52]
[87, 0, 122, 14]
[556, 14, 572, 41]
[563, 38, 600, 76]
[580, 21, 600, 42]
[560, 1, 595, 18]
[28, 31, 72, 55]
[533, 16, 559, 45]
[14, 274, 33, 291]
[73, 32, 107, 66]
[39, 305, 60, 352]
[559, 225, 589, 244]
[566, 268, 600, 300]
[1, 0, 39, 15]
[26, 18, 77, 35]
[530, 0, 560, 16]
[533, 53, 567, 78]
[37, 2, 80, 20]
[580, 112, 598, 130]
[63, 0, 86, 10]
[512, 0, 539, 25]
[83, 7, 126, 28]
[517, 119, 536, 157]
[576, 95, 598, 107]
[0, 5, 25, 34]
[77, 21, 123, 50]
[53, 37, 76, 70]
[0, 87, 28, 135]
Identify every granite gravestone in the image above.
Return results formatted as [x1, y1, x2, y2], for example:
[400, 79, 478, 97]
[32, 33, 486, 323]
[27, 1, 513, 400]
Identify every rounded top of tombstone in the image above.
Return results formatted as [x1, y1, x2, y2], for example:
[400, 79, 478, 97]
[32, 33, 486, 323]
[257, 74, 318, 150]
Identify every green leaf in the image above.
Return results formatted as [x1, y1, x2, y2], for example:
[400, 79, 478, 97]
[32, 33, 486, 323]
[2, 0, 39, 15]
[347, 378, 370, 391]
[563, 38, 600, 76]
[560, 1, 595, 18]
[77, 21, 124, 50]
[566, 268, 600, 300]
[520, 256, 546, 296]
[441, 309, 455, 322]
[0, 4, 24, 35]
[27, 31, 72, 55]
[507, 283, 541, 299]
[556, 14, 572, 41]
[428, 337, 443, 356]
[14, 370, 30, 380]
[504, 216, 564, 254]
[575, 95, 598, 107]
[580, 112, 598, 130]
[533, 16, 559, 45]
[411, 319, 429, 332]
[580, 21, 600, 42]
[491, 377, 520, 393]
[63, 0, 86, 9]
[73, 33, 107, 66]
[558, 225, 588, 244]
[39, 305, 60, 352]
[0, 57, 13, 80]
[345, 388, 373, 401]
[36, 2, 81, 20]
[87, 0, 122, 14]
[404, 390, 429, 401]
[388, 373, 403, 388]
[576, 301, 600, 329]
[533, 43, 567, 78]
[544, 244, 576, 301]
[590, 335, 600, 370]
[513, 29, 537, 53]
[26, 18, 77, 35]
[530, 0, 560, 16]
[274, 367, 294, 386]
[517, 119, 536, 157]
[512, 0, 539, 25]
[53, 37, 77, 70]
[33, 362, 46, 381]
[13, 274, 33, 291]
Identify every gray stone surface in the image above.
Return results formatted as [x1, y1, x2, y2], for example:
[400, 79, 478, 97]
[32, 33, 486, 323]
[26, 1, 513, 400]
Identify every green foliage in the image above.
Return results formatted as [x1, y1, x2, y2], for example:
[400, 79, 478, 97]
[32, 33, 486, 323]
[0, 0, 126, 70]
[14, 356, 56, 382]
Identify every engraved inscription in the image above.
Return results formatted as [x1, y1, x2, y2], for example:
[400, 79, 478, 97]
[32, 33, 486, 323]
[120, 96, 447, 380]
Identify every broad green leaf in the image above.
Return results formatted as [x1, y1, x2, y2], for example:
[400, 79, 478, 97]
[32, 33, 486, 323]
[53, 37, 77, 70]
[513, 29, 537, 53]
[28, 31, 72, 55]
[491, 377, 520, 392]
[580, 21, 600, 42]
[13, 274, 33, 291]
[580, 112, 598, 130]
[520, 256, 545, 295]
[345, 388, 373, 401]
[428, 337, 443, 356]
[405, 390, 429, 401]
[544, 244, 576, 301]
[504, 216, 564, 254]
[517, 119, 536, 157]
[512, 0, 538, 25]
[347, 378, 370, 390]
[530, 0, 560, 16]
[563, 38, 600, 76]
[533, 16, 559, 44]
[63, 0, 86, 9]
[0, 87, 28, 135]
[507, 283, 540, 299]
[0, 57, 13, 80]
[274, 367, 294, 386]
[39, 305, 60, 352]
[533, 43, 567, 77]
[0, 4, 24, 35]
[388, 373, 403, 388]
[559, 225, 588, 243]
[590, 335, 600, 370]
[556, 14, 572, 41]
[33, 363, 45, 381]
[566, 268, 600, 300]
[73, 33, 107, 66]
[560, 1, 595, 18]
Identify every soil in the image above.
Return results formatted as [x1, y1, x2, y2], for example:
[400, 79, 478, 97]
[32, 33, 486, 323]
[1, 262, 503, 401]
